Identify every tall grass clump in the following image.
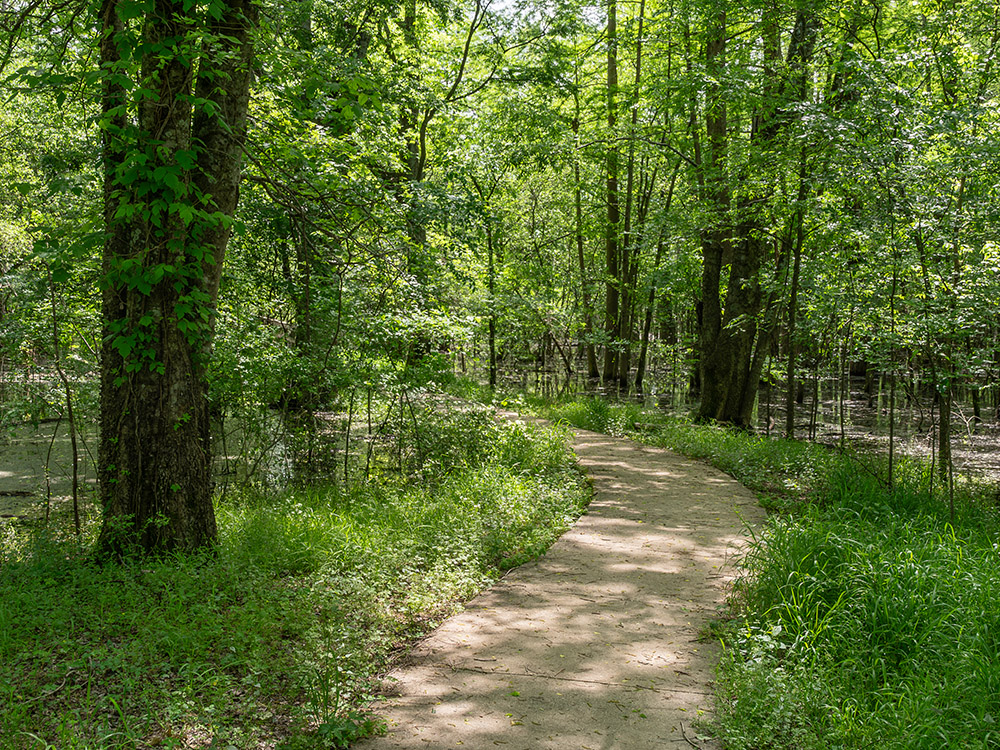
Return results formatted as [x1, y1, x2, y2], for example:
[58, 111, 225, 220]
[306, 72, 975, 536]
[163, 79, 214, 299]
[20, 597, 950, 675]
[717, 465, 1000, 749]
[0, 405, 588, 750]
[524, 393, 1000, 749]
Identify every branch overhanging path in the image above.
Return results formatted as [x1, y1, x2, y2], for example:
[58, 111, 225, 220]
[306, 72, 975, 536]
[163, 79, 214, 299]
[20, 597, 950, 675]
[359, 416, 765, 749]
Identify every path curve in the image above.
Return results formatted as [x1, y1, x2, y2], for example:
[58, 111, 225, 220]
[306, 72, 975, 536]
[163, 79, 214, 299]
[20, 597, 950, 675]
[358, 424, 764, 749]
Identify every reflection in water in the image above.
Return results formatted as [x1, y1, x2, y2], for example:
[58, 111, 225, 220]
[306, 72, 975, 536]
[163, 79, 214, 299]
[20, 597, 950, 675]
[0, 420, 99, 520]
[6, 367, 998, 522]
[757, 380, 1000, 480]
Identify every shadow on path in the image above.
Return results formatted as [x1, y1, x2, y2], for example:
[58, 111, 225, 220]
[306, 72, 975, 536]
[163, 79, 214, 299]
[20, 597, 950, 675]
[358, 426, 764, 750]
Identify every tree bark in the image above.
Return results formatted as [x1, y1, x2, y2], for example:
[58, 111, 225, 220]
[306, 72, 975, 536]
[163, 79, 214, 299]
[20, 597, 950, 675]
[785, 155, 807, 438]
[695, 6, 731, 422]
[615, 0, 647, 393]
[697, 5, 820, 427]
[635, 162, 681, 394]
[487, 222, 497, 390]
[97, 0, 257, 557]
[602, 0, 620, 385]
[572, 85, 600, 380]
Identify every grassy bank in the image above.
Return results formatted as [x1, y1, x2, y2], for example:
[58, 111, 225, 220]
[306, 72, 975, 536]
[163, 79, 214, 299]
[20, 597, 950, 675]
[525, 394, 1000, 750]
[0, 405, 589, 749]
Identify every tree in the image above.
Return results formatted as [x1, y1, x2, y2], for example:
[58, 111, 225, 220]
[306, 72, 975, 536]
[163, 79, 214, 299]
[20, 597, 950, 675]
[693, 1, 820, 427]
[95, 0, 258, 555]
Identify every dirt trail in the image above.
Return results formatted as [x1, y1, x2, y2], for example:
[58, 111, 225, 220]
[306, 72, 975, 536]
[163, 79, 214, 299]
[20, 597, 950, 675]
[358, 425, 764, 750]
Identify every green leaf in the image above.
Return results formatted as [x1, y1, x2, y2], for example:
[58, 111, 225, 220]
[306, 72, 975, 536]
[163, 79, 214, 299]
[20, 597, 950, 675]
[113, 335, 134, 359]
[174, 149, 197, 170]
[176, 204, 195, 225]
[164, 172, 183, 194]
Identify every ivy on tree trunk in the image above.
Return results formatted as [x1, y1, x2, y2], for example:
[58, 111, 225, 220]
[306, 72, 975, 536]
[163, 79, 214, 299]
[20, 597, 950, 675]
[96, 0, 257, 557]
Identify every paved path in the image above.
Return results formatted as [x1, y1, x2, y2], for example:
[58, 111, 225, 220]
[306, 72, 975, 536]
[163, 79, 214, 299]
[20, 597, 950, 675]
[358, 426, 764, 750]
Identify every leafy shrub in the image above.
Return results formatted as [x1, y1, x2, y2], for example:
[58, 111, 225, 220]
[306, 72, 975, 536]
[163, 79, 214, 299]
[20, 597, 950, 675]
[0, 407, 588, 748]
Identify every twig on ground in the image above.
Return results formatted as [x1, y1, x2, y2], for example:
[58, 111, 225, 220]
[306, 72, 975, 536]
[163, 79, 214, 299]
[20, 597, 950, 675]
[680, 722, 702, 749]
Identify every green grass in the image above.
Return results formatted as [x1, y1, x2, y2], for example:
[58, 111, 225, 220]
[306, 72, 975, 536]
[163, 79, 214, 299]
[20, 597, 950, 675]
[716, 467, 1000, 750]
[518, 393, 1000, 750]
[0, 405, 589, 749]
[522, 393, 841, 507]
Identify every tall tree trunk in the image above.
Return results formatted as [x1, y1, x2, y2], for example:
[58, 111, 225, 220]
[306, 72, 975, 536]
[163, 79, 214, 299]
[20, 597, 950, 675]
[697, 5, 820, 426]
[630, 220, 658, 396]
[619, 167, 656, 393]
[400, 0, 421, 187]
[602, 0, 621, 385]
[784, 154, 807, 438]
[888, 252, 898, 489]
[396, 0, 435, 364]
[635, 163, 681, 394]
[633, 249, 659, 396]
[616, 0, 646, 393]
[635, 12, 679, 396]
[97, 0, 256, 556]
[470, 175, 502, 390]
[487, 222, 497, 390]
[695, 6, 731, 422]
[572, 86, 600, 380]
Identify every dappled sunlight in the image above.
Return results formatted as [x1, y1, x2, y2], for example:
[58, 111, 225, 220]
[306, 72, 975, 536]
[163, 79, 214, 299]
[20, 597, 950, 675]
[359, 427, 764, 749]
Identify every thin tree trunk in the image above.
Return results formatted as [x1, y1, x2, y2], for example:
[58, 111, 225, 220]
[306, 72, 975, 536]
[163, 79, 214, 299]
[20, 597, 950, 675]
[344, 387, 355, 485]
[939, 358, 953, 484]
[602, 0, 621, 385]
[929, 396, 937, 502]
[695, 6, 729, 421]
[616, 0, 646, 393]
[487, 223, 497, 390]
[839, 318, 849, 449]
[784, 153, 807, 438]
[572, 85, 599, 380]
[635, 243, 664, 396]
[619, 168, 656, 393]
[48, 269, 79, 539]
[810, 365, 820, 440]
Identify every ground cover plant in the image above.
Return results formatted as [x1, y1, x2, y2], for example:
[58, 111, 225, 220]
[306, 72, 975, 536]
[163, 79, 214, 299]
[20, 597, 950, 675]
[523, 394, 1000, 749]
[717, 480, 1000, 750]
[0, 405, 588, 749]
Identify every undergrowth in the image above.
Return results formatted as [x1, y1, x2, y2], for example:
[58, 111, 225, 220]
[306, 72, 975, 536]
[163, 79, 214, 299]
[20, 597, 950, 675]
[521, 393, 1000, 750]
[0, 404, 588, 749]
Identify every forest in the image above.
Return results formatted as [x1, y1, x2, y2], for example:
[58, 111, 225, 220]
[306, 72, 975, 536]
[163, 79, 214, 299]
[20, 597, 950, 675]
[1, 0, 999, 747]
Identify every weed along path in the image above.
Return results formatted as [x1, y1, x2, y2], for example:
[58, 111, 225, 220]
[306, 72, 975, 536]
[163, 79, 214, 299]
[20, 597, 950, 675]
[358, 424, 764, 750]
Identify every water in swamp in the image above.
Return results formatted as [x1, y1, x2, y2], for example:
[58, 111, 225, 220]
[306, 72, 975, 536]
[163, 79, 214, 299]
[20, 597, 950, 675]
[4, 367, 999, 525]
[511, 366, 1000, 484]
